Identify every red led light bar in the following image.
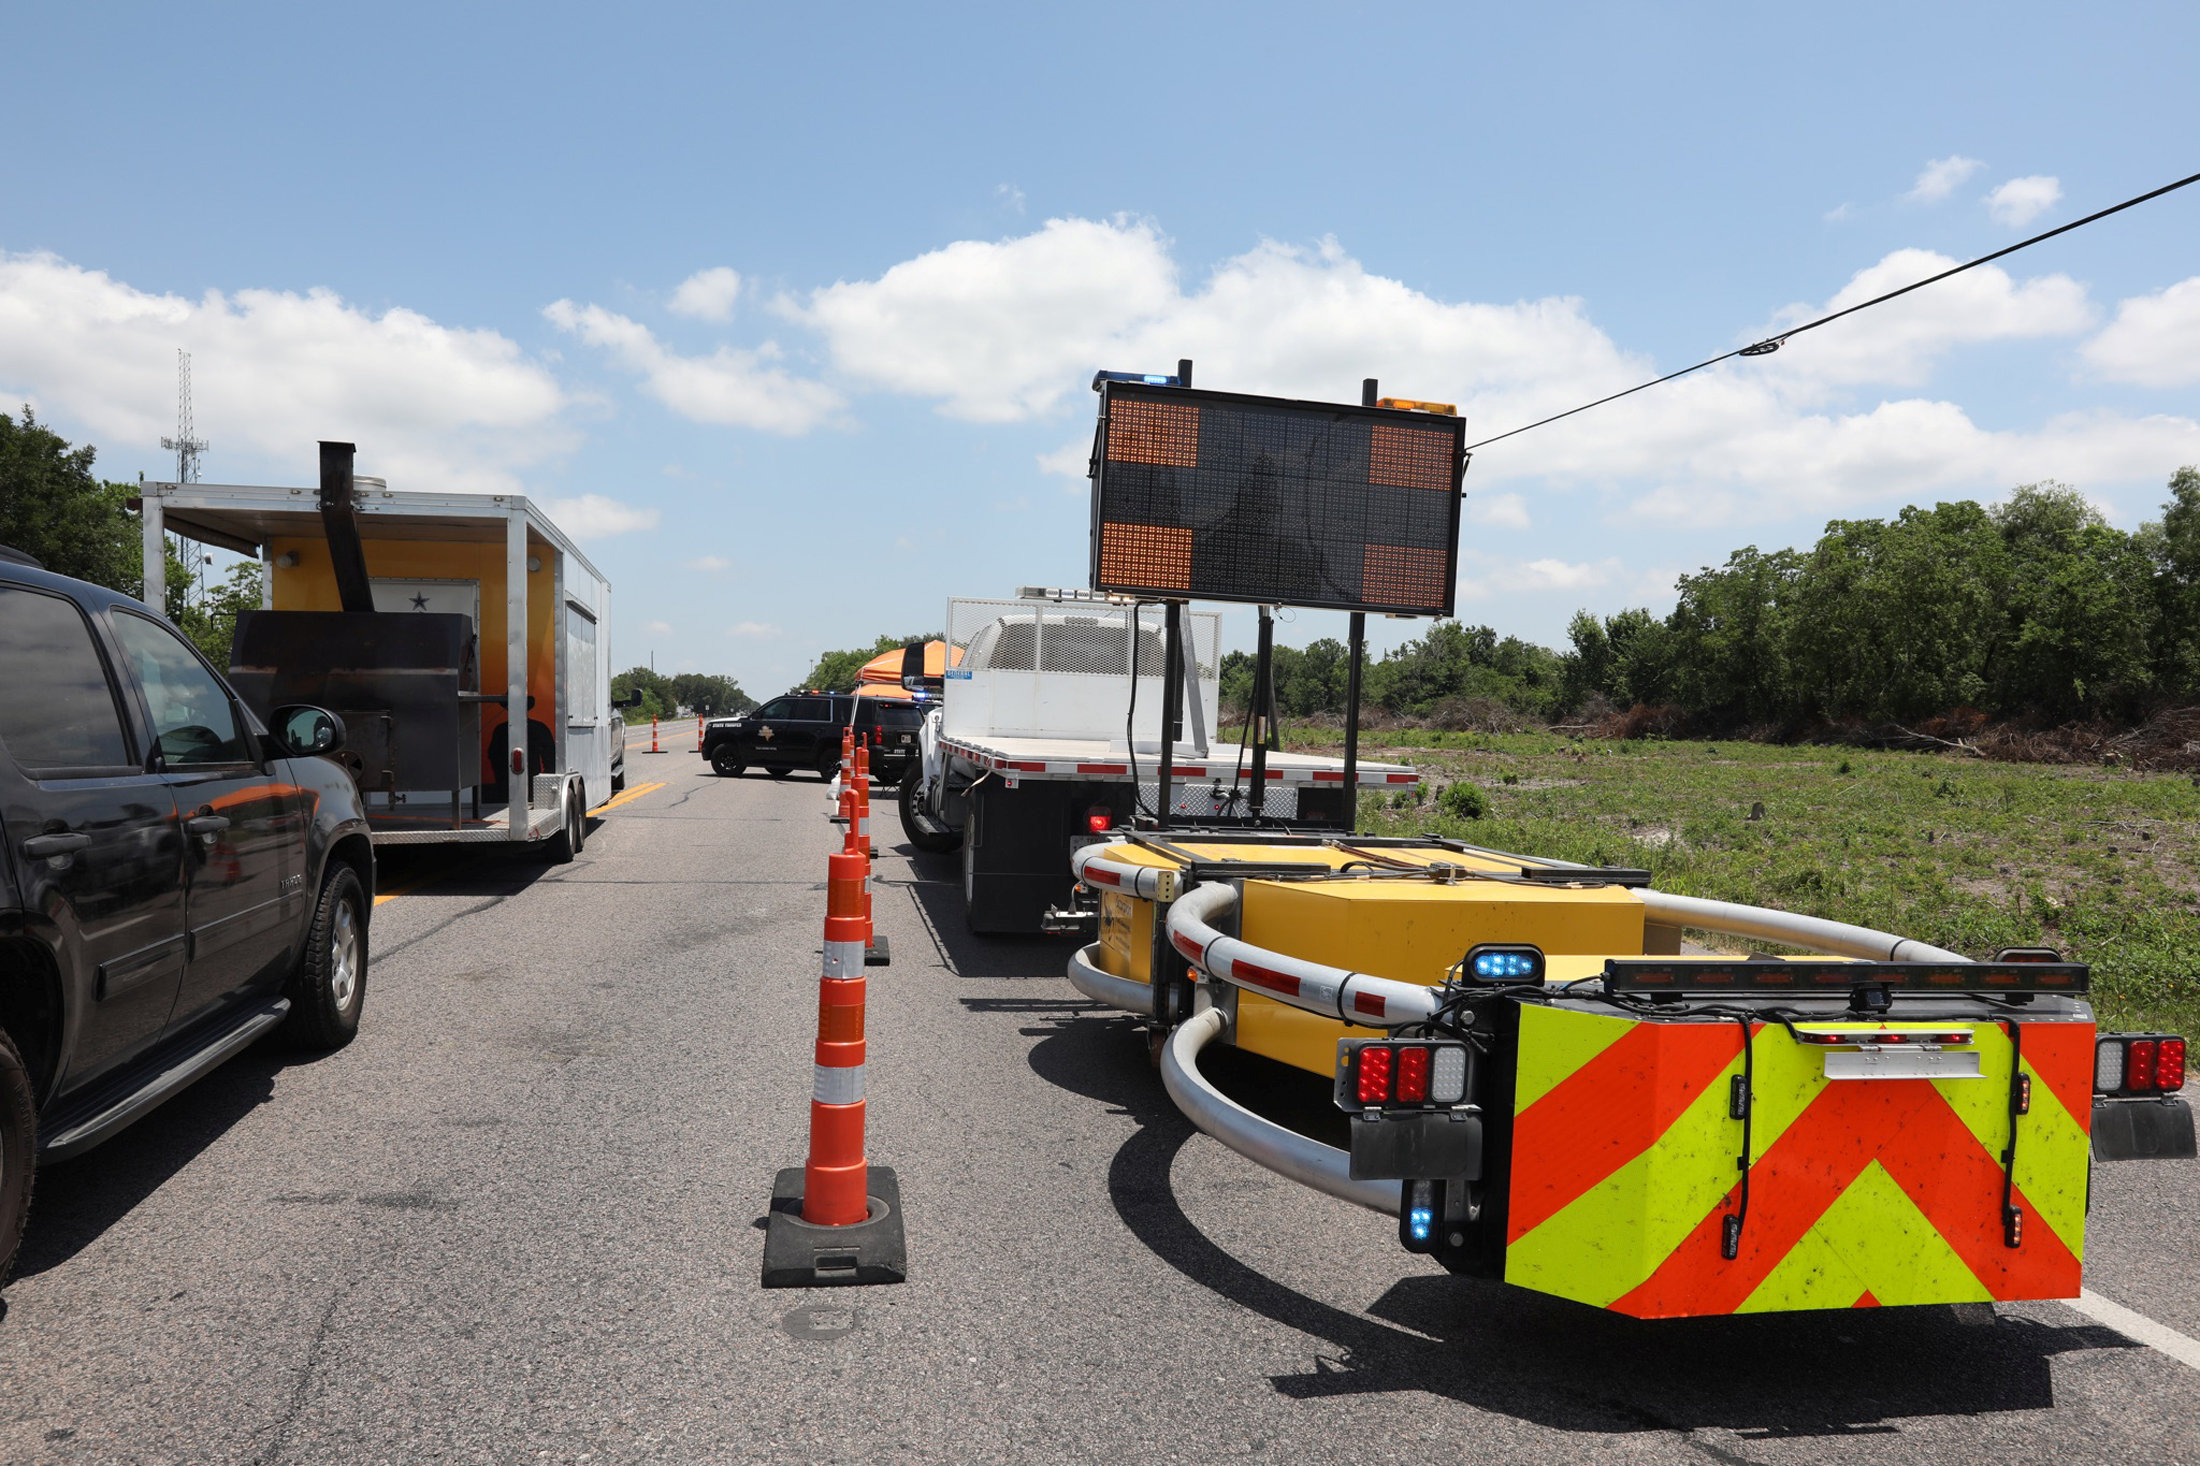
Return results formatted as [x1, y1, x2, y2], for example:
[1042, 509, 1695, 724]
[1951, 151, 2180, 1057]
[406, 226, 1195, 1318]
[1603, 958, 2089, 996]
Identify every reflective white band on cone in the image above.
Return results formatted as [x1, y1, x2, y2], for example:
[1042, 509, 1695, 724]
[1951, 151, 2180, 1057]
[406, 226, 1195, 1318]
[814, 1064, 864, 1105]
[823, 939, 866, 979]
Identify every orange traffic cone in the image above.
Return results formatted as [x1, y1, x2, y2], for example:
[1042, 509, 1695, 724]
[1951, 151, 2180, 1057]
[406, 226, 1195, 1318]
[760, 848, 907, 1288]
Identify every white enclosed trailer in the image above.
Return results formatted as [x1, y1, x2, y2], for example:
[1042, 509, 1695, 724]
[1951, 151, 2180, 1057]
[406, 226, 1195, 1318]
[140, 466, 615, 853]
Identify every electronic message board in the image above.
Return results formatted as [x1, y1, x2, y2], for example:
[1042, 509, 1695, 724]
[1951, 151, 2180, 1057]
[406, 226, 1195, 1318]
[1088, 382, 1465, 616]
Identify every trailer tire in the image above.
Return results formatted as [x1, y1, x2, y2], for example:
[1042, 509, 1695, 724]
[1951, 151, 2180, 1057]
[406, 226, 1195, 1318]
[281, 864, 368, 1052]
[0, 1026, 33, 1288]
[708, 746, 745, 777]
[899, 775, 961, 854]
[543, 787, 584, 864]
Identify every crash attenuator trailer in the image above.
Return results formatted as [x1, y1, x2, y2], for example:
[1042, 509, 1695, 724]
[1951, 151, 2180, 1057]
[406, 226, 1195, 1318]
[1061, 832, 2194, 1319]
[140, 454, 614, 850]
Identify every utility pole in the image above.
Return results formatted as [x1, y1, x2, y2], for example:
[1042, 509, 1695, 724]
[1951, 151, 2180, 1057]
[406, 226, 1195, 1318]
[159, 349, 209, 610]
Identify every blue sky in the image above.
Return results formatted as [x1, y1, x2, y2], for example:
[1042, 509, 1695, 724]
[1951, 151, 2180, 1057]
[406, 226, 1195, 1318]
[5, 2, 2198, 693]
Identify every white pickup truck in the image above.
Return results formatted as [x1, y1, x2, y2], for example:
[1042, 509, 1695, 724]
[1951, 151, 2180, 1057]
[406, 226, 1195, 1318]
[898, 591, 1419, 933]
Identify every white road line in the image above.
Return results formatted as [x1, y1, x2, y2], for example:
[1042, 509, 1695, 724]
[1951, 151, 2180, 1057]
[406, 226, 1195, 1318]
[2065, 1288, 2200, 1373]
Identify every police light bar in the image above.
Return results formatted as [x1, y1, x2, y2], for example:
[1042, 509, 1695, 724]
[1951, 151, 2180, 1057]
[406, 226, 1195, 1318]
[1091, 369, 1182, 390]
[1601, 957, 2090, 996]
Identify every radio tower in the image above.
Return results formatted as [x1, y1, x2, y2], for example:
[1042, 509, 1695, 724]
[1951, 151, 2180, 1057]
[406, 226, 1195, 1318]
[160, 349, 209, 606]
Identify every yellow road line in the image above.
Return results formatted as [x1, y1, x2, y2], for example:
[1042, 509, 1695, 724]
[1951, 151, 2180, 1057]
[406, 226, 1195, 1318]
[589, 780, 666, 817]
[373, 872, 438, 907]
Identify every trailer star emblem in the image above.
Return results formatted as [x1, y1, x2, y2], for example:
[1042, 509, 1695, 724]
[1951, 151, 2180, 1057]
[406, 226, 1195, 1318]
[409, 594, 429, 610]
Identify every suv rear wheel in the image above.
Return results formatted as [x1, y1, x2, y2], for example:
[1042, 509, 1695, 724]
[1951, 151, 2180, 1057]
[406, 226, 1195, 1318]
[282, 865, 369, 1051]
[0, 1026, 33, 1286]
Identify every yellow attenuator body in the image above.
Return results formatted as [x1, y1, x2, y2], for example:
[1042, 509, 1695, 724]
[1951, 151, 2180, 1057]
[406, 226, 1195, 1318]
[1089, 839, 1645, 1077]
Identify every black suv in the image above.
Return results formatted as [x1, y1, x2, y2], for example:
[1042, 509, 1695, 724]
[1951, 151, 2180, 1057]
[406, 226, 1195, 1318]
[702, 693, 926, 784]
[0, 551, 374, 1285]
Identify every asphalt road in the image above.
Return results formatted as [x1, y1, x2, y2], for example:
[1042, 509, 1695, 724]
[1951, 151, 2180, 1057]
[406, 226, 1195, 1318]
[3, 753, 2197, 1464]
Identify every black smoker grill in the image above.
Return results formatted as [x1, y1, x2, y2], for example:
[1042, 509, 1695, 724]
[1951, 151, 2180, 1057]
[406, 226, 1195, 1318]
[224, 440, 486, 827]
[228, 609, 480, 805]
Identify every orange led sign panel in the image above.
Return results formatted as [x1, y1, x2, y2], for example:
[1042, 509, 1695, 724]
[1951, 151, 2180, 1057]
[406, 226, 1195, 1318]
[1089, 382, 1465, 616]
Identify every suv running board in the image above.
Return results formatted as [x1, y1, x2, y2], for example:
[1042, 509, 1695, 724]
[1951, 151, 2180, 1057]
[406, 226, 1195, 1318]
[39, 998, 292, 1162]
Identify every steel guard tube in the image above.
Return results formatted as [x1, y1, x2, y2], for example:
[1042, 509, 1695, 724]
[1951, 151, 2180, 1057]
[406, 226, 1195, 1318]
[1165, 883, 1442, 1029]
[1162, 1007, 1401, 1215]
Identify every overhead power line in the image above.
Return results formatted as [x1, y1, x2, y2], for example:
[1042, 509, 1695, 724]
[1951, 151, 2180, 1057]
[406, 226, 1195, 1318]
[1461, 168, 2200, 454]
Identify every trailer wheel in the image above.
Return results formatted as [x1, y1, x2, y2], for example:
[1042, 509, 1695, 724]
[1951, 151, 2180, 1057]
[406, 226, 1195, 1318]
[0, 1026, 34, 1288]
[543, 787, 584, 863]
[899, 775, 961, 854]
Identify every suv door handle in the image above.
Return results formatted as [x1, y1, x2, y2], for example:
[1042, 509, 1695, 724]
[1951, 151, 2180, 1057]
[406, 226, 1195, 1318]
[21, 831, 92, 859]
[186, 814, 231, 840]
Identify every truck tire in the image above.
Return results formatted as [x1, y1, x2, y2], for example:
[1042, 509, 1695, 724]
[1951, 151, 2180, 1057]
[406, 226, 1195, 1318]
[709, 745, 745, 777]
[899, 775, 961, 854]
[281, 864, 369, 1052]
[0, 1026, 33, 1287]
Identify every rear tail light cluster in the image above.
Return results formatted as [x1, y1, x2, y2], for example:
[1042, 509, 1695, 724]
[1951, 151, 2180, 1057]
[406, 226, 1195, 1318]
[2098, 1034, 2187, 1096]
[1337, 1040, 1474, 1113]
[1603, 957, 2090, 996]
[1085, 806, 1114, 834]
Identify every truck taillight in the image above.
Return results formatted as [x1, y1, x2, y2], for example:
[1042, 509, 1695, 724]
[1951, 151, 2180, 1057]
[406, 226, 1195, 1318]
[511, 749, 524, 774]
[1086, 806, 1113, 834]
[2128, 1040, 2159, 1092]
[1396, 1046, 1430, 1103]
[1356, 1046, 1392, 1104]
[2097, 1033, 2189, 1095]
[1339, 1039, 1475, 1114]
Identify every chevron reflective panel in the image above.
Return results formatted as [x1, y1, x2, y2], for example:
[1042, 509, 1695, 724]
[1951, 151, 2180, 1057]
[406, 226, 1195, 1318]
[1502, 1004, 2094, 1318]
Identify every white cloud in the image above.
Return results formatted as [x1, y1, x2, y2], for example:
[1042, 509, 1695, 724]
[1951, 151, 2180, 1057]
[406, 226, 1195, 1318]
[1907, 155, 1984, 203]
[543, 299, 842, 433]
[1985, 175, 2062, 228]
[538, 493, 658, 538]
[2082, 277, 2200, 388]
[644, 620, 674, 636]
[669, 267, 742, 323]
[793, 216, 2191, 528]
[996, 183, 1027, 214]
[688, 554, 732, 572]
[1756, 248, 2093, 388]
[1467, 492, 1531, 529]
[1037, 435, 1092, 483]
[1459, 552, 1619, 598]
[0, 250, 570, 492]
[725, 621, 781, 639]
[789, 217, 1183, 422]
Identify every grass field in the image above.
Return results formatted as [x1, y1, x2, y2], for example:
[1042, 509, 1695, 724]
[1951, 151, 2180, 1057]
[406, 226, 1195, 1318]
[1278, 725, 2200, 1034]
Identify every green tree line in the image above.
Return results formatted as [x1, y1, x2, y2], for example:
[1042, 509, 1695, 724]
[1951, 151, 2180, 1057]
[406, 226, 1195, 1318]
[802, 633, 942, 693]
[611, 669, 756, 722]
[1225, 469, 2200, 732]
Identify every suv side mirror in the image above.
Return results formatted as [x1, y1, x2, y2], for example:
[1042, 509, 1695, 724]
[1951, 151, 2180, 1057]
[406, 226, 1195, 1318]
[272, 705, 346, 757]
[614, 689, 645, 710]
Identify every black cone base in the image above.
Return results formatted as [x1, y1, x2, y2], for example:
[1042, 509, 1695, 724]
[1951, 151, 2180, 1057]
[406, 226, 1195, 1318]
[761, 1166, 907, 1288]
[865, 935, 891, 966]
